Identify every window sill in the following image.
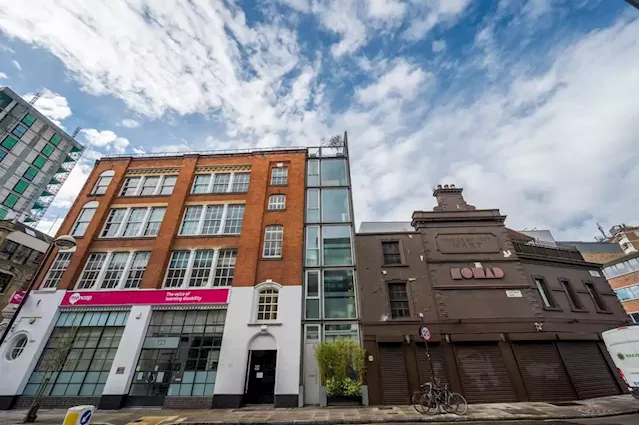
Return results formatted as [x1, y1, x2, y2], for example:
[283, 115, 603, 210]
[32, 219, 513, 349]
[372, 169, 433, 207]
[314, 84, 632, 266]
[267, 208, 286, 212]
[118, 194, 172, 198]
[382, 264, 408, 268]
[88, 193, 105, 197]
[189, 191, 248, 196]
[262, 257, 283, 261]
[543, 306, 563, 312]
[98, 236, 157, 240]
[175, 234, 241, 238]
[269, 184, 288, 187]
[569, 307, 589, 313]
[595, 309, 613, 314]
[248, 321, 282, 326]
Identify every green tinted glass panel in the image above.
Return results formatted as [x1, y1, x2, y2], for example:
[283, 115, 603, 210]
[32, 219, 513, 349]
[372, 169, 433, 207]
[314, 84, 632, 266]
[3, 193, 19, 208]
[42, 143, 55, 157]
[0, 208, 7, 220]
[32, 155, 46, 169]
[13, 180, 28, 194]
[0, 92, 12, 109]
[22, 113, 36, 127]
[0, 150, 6, 161]
[23, 167, 38, 181]
[50, 134, 62, 146]
[1, 135, 17, 150]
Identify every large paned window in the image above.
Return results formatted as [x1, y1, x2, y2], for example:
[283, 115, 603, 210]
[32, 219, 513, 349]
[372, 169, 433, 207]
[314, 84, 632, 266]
[263, 225, 283, 258]
[75, 252, 150, 290]
[323, 269, 356, 319]
[533, 277, 555, 308]
[70, 202, 98, 237]
[100, 207, 166, 238]
[615, 285, 640, 301]
[130, 310, 225, 397]
[123, 252, 150, 289]
[305, 271, 320, 319]
[140, 176, 161, 195]
[100, 253, 130, 289]
[257, 288, 279, 321]
[212, 173, 230, 193]
[190, 172, 250, 194]
[306, 226, 320, 266]
[322, 225, 352, 266]
[388, 283, 410, 318]
[270, 167, 288, 185]
[307, 159, 320, 186]
[603, 257, 640, 279]
[118, 175, 177, 196]
[163, 249, 237, 288]
[231, 172, 250, 192]
[77, 253, 108, 289]
[42, 252, 73, 288]
[178, 204, 245, 236]
[23, 311, 128, 397]
[321, 189, 350, 222]
[267, 194, 286, 211]
[584, 282, 608, 312]
[324, 323, 358, 343]
[160, 176, 177, 195]
[306, 189, 320, 223]
[119, 177, 141, 196]
[321, 159, 348, 186]
[382, 241, 402, 265]
[560, 279, 583, 310]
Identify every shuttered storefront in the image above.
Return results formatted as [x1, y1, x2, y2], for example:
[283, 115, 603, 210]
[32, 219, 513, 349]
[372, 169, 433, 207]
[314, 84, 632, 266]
[597, 341, 627, 393]
[557, 341, 620, 399]
[455, 343, 518, 403]
[378, 344, 410, 405]
[416, 343, 448, 386]
[513, 342, 576, 402]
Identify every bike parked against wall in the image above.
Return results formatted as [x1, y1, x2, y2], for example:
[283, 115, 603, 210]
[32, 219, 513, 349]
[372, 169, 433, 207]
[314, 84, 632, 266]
[412, 378, 468, 415]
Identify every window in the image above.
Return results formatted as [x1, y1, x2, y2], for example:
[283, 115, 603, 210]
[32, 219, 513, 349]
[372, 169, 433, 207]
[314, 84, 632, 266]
[32, 155, 46, 169]
[120, 177, 141, 196]
[324, 269, 356, 319]
[50, 133, 62, 146]
[22, 113, 36, 127]
[164, 251, 191, 288]
[42, 252, 73, 288]
[123, 252, 150, 289]
[585, 282, 608, 311]
[140, 176, 160, 195]
[101, 253, 129, 289]
[267, 194, 286, 211]
[630, 312, 639, 324]
[13, 179, 29, 194]
[382, 241, 402, 265]
[534, 277, 555, 308]
[3, 193, 19, 208]
[231, 173, 250, 192]
[160, 175, 177, 195]
[7, 334, 28, 361]
[321, 159, 348, 186]
[305, 270, 320, 319]
[180, 206, 203, 235]
[223, 205, 244, 234]
[12, 124, 27, 138]
[189, 251, 215, 287]
[306, 189, 320, 223]
[321, 188, 350, 223]
[41, 143, 55, 157]
[0, 272, 13, 294]
[0, 92, 12, 109]
[263, 225, 283, 258]
[23, 311, 127, 397]
[603, 258, 640, 278]
[0, 240, 19, 260]
[202, 205, 224, 235]
[307, 159, 319, 186]
[192, 175, 211, 194]
[100, 207, 165, 238]
[323, 225, 352, 266]
[92, 171, 114, 195]
[213, 249, 237, 286]
[28, 250, 44, 267]
[212, 173, 230, 193]
[71, 202, 98, 237]
[178, 204, 244, 236]
[615, 285, 640, 301]
[0, 150, 6, 162]
[270, 167, 288, 185]
[77, 253, 108, 289]
[1, 135, 17, 150]
[324, 323, 358, 343]
[306, 226, 320, 266]
[23, 167, 38, 182]
[560, 279, 583, 310]
[12, 245, 33, 265]
[257, 288, 279, 321]
[389, 283, 410, 318]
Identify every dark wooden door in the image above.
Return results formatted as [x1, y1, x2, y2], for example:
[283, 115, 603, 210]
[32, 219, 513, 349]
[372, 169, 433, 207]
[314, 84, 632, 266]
[245, 350, 277, 404]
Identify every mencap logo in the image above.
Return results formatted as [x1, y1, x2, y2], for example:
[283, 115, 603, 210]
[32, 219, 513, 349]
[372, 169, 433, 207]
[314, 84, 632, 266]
[68, 292, 92, 305]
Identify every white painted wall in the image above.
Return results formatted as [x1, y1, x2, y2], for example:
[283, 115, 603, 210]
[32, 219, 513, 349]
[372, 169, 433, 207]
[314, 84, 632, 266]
[0, 289, 64, 396]
[102, 305, 151, 395]
[215, 285, 302, 396]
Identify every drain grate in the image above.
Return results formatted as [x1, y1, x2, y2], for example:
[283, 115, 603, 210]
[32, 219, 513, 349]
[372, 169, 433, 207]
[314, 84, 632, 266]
[376, 406, 394, 410]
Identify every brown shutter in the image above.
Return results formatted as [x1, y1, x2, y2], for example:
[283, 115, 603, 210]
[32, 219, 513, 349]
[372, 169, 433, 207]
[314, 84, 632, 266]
[597, 341, 628, 393]
[416, 343, 448, 385]
[513, 342, 576, 401]
[557, 341, 620, 399]
[455, 343, 517, 403]
[378, 344, 410, 405]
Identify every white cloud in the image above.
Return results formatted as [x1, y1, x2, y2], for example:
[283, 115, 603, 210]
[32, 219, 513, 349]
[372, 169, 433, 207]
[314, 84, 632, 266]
[119, 118, 140, 128]
[50, 161, 92, 209]
[34, 217, 63, 236]
[23, 89, 72, 128]
[432, 39, 446, 53]
[367, 0, 406, 20]
[80, 129, 129, 153]
[11, 59, 21, 70]
[356, 59, 430, 103]
[403, 0, 471, 41]
[0, 72, 7, 79]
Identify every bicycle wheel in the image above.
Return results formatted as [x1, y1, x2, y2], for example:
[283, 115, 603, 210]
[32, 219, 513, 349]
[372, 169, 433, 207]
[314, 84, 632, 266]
[443, 392, 468, 415]
[412, 391, 427, 414]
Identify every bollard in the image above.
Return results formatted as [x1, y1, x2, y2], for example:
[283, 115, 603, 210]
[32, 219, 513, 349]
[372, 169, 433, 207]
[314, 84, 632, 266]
[62, 405, 95, 425]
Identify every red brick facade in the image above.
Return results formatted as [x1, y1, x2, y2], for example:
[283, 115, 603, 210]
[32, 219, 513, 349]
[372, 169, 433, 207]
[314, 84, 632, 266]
[608, 271, 639, 314]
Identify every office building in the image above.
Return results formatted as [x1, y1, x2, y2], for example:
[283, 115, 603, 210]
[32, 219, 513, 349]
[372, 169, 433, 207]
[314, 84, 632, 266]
[602, 252, 639, 323]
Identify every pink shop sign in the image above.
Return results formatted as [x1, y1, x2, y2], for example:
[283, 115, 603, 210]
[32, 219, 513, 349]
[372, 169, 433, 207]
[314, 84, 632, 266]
[60, 288, 230, 307]
[10, 291, 26, 304]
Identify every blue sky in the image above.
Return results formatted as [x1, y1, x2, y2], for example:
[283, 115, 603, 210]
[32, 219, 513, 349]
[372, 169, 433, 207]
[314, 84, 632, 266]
[0, 0, 637, 240]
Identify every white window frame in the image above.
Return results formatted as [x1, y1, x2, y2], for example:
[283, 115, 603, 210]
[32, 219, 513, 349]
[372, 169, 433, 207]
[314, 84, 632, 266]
[70, 201, 98, 237]
[123, 252, 151, 289]
[270, 167, 288, 185]
[140, 176, 161, 196]
[267, 194, 286, 210]
[159, 175, 177, 195]
[178, 204, 245, 236]
[120, 176, 142, 196]
[74, 250, 150, 290]
[252, 282, 282, 323]
[191, 172, 251, 194]
[120, 175, 176, 197]
[91, 170, 114, 195]
[99, 206, 166, 238]
[263, 225, 283, 258]
[6, 333, 29, 361]
[42, 252, 73, 288]
[162, 249, 237, 289]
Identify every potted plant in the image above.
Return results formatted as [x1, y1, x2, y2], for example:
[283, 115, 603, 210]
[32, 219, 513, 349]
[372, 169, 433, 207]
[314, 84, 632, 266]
[315, 339, 366, 406]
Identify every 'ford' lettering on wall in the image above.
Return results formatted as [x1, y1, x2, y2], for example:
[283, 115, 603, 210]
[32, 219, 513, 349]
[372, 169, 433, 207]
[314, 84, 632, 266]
[450, 267, 505, 280]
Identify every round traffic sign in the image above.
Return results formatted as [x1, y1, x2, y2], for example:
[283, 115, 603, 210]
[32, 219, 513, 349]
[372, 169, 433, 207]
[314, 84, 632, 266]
[419, 325, 431, 342]
[80, 410, 92, 425]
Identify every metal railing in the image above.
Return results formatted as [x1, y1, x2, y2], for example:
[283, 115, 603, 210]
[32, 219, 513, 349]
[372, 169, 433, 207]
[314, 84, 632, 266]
[511, 240, 584, 261]
[102, 145, 309, 159]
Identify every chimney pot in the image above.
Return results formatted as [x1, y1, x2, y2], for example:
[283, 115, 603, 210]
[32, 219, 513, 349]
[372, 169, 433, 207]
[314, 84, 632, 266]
[450, 184, 455, 188]
[437, 184, 442, 189]
[444, 184, 449, 189]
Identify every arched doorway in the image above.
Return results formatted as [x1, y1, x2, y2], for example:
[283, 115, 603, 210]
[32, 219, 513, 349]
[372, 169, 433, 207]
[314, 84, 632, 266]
[245, 334, 277, 405]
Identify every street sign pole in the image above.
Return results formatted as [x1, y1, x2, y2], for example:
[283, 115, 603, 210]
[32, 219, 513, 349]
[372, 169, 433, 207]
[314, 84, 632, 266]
[419, 314, 435, 382]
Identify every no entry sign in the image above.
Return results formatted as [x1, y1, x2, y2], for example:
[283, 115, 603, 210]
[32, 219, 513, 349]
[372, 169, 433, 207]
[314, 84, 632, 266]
[419, 325, 431, 342]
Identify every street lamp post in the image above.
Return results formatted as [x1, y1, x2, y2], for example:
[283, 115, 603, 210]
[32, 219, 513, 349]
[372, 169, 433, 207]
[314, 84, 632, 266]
[0, 235, 76, 346]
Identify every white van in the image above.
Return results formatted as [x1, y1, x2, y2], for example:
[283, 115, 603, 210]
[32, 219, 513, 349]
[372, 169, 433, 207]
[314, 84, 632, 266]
[602, 325, 639, 399]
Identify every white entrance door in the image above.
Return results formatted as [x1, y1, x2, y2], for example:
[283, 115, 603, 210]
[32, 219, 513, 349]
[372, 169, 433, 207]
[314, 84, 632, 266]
[303, 325, 321, 405]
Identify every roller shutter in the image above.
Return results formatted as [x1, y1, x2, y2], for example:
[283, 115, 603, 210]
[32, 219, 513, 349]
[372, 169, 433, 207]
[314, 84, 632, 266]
[378, 344, 410, 405]
[513, 342, 576, 402]
[416, 343, 448, 386]
[557, 341, 620, 399]
[455, 343, 517, 403]
[597, 341, 627, 393]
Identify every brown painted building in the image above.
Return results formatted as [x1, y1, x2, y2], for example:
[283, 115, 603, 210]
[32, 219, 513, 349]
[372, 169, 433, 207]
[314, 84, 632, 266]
[357, 185, 629, 406]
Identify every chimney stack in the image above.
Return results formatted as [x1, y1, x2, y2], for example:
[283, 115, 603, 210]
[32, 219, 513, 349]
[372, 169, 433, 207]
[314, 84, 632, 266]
[433, 184, 476, 212]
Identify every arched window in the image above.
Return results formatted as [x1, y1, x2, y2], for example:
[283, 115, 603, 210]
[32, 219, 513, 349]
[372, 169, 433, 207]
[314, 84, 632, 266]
[257, 288, 279, 321]
[70, 201, 98, 237]
[92, 170, 115, 195]
[7, 334, 28, 360]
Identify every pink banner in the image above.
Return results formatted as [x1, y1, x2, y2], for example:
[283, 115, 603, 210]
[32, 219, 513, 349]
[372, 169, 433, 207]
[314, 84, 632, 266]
[60, 288, 230, 307]
[10, 291, 26, 304]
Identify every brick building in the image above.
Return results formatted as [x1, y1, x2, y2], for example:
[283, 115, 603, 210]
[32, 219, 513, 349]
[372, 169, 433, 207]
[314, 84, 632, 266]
[0, 147, 312, 410]
[605, 224, 639, 255]
[602, 252, 639, 323]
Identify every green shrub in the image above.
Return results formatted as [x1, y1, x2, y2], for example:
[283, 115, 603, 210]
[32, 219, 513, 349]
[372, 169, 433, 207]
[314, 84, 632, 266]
[314, 339, 366, 396]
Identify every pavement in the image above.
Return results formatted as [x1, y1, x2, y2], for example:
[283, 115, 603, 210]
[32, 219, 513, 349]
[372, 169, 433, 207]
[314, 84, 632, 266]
[0, 394, 636, 425]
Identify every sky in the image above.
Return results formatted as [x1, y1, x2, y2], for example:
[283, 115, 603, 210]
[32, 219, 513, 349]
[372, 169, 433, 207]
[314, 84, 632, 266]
[0, 0, 637, 241]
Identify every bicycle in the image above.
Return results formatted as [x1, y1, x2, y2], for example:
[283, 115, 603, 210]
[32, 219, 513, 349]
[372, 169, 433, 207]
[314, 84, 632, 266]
[412, 378, 468, 415]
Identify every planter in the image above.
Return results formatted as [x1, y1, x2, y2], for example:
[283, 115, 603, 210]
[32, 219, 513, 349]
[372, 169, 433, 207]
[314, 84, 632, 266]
[361, 385, 369, 406]
[327, 395, 361, 406]
[319, 386, 327, 407]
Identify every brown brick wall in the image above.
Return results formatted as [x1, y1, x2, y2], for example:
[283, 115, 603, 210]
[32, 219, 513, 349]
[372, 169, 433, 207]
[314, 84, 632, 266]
[622, 298, 638, 314]
[36, 151, 306, 291]
[607, 271, 639, 290]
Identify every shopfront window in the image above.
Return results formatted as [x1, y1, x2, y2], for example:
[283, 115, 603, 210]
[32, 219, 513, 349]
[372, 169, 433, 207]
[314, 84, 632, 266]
[23, 311, 128, 397]
[323, 269, 356, 319]
[129, 309, 226, 397]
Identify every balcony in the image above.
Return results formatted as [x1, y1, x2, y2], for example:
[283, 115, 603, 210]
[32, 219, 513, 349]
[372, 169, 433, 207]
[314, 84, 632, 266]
[511, 240, 585, 262]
